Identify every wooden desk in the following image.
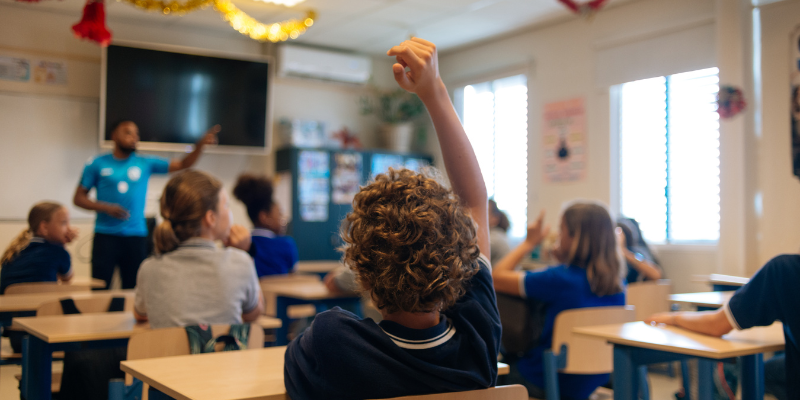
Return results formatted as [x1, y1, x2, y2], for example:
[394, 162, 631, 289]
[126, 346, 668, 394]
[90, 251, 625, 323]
[693, 274, 749, 291]
[65, 276, 106, 289]
[669, 292, 732, 309]
[13, 312, 281, 400]
[121, 347, 511, 400]
[295, 260, 341, 276]
[575, 322, 784, 400]
[262, 281, 362, 345]
[0, 289, 134, 314]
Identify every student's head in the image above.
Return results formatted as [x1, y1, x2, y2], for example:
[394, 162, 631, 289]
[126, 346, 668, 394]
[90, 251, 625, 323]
[488, 199, 510, 232]
[232, 174, 282, 233]
[341, 168, 481, 315]
[557, 201, 623, 297]
[1, 202, 69, 265]
[154, 170, 229, 254]
[110, 120, 139, 155]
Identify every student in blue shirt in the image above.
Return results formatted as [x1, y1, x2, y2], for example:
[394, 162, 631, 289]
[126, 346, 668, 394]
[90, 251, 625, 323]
[1, 201, 77, 352]
[284, 38, 501, 400]
[647, 255, 797, 400]
[230, 174, 298, 277]
[492, 203, 626, 400]
[73, 120, 219, 289]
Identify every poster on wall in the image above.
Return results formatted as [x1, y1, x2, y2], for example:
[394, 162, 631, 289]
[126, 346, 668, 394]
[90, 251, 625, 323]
[32, 60, 67, 85]
[0, 56, 30, 82]
[542, 98, 587, 183]
[298, 150, 330, 222]
[791, 26, 800, 179]
[332, 152, 363, 205]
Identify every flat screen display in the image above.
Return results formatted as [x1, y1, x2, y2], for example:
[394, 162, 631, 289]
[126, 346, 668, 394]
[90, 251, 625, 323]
[104, 45, 270, 150]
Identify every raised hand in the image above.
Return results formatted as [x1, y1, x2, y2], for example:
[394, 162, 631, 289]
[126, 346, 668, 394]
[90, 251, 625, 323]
[524, 210, 550, 249]
[198, 125, 221, 147]
[386, 38, 443, 102]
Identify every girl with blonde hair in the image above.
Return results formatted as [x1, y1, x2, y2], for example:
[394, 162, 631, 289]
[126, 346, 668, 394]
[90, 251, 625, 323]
[1, 201, 76, 294]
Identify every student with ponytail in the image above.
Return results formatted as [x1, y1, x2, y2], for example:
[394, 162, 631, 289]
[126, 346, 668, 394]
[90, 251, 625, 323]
[133, 170, 264, 329]
[230, 173, 298, 277]
[1, 201, 77, 294]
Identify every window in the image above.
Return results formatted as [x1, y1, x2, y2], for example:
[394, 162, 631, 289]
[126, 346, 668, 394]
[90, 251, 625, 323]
[618, 67, 720, 243]
[457, 74, 528, 239]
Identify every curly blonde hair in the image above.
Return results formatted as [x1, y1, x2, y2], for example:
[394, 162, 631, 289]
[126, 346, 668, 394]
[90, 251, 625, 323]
[341, 168, 481, 314]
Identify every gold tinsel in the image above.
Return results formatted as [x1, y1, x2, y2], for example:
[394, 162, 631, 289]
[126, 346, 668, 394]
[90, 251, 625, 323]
[117, 0, 315, 42]
[213, 0, 315, 43]
[117, 0, 214, 15]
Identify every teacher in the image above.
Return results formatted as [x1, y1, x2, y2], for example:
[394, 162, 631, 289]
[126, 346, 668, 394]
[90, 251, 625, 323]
[74, 120, 219, 289]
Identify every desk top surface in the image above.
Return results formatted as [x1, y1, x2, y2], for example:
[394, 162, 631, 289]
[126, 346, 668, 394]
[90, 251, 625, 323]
[0, 290, 134, 313]
[261, 280, 357, 300]
[67, 277, 106, 288]
[574, 321, 785, 359]
[12, 312, 281, 343]
[294, 261, 341, 274]
[122, 347, 510, 400]
[669, 292, 732, 308]
[693, 274, 749, 287]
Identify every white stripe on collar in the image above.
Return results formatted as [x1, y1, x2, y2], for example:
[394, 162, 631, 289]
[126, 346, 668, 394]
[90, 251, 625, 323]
[251, 228, 276, 238]
[29, 237, 45, 243]
[381, 320, 456, 350]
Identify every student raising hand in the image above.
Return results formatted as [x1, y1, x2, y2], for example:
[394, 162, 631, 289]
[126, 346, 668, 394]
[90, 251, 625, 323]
[387, 38, 444, 102]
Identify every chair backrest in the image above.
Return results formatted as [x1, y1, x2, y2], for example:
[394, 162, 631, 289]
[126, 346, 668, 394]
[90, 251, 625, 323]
[377, 385, 528, 400]
[626, 280, 672, 321]
[551, 306, 635, 375]
[125, 324, 265, 384]
[36, 294, 134, 316]
[5, 282, 89, 295]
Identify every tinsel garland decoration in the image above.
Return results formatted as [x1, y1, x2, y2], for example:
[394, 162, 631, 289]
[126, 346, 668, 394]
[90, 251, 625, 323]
[213, 0, 315, 43]
[117, 0, 214, 15]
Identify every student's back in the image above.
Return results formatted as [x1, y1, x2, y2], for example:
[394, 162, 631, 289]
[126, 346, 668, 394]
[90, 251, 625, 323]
[284, 38, 500, 400]
[135, 239, 259, 329]
[133, 170, 264, 329]
[493, 202, 626, 400]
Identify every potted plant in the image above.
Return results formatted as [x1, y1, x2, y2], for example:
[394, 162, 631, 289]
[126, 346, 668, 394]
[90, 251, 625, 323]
[360, 89, 425, 152]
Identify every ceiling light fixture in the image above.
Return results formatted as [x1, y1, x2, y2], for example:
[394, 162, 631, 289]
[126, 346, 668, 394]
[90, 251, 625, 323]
[256, 0, 306, 6]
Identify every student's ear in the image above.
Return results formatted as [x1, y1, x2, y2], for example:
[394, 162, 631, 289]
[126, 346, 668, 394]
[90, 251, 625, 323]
[36, 221, 48, 238]
[204, 209, 217, 228]
[257, 210, 270, 227]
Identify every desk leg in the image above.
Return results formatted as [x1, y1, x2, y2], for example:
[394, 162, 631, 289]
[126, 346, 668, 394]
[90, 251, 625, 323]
[22, 335, 53, 400]
[740, 354, 764, 400]
[613, 346, 638, 400]
[275, 296, 292, 346]
[697, 359, 714, 400]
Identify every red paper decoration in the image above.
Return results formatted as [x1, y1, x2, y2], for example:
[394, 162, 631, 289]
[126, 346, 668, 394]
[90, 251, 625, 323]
[71, 0, 112, 47]
[558, 0, 609, 15]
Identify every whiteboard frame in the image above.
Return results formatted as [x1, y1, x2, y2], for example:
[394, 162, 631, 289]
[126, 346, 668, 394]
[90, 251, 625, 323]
[100, 40, 274, 156]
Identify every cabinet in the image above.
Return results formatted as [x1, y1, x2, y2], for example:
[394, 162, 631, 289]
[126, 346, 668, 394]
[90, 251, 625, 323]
[276, 147, 433, 260]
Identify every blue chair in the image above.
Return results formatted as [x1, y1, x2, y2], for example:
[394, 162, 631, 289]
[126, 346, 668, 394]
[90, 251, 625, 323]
[542, 306, 650, 400]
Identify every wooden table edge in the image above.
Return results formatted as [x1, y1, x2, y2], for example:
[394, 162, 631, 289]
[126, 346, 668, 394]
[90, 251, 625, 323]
[120, 361, 192, 400]
[573, 328, 785, 359]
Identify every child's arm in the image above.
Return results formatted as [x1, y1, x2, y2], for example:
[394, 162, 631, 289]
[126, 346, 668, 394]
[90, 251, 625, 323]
[493, 211, 549, 296]
[242, 293, 265, 322]
[387, 38, 490, 258]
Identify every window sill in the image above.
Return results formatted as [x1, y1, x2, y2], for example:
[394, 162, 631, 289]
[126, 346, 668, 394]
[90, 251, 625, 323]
[650, 243, 718, 252]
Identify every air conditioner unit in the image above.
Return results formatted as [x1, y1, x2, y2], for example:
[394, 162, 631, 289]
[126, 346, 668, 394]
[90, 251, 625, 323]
[278, 45, 372, 84]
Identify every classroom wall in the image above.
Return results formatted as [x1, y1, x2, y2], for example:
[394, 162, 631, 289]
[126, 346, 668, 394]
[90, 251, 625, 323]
[437, 0, 744, 293]
[0, 4, 395, 274]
